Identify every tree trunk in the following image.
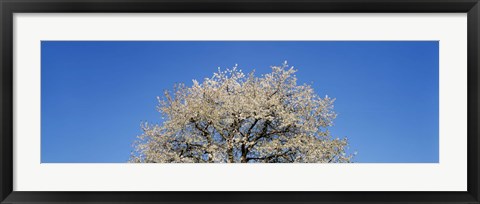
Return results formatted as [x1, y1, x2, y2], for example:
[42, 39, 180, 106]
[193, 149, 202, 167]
[240, 144, 247, 163]
[227, 141, 234, 163]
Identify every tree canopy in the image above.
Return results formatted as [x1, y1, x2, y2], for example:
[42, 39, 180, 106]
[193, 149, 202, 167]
[130, 62, 353, 163]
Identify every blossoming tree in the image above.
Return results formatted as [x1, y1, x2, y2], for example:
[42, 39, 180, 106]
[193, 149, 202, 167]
[130, 62, 353, 163]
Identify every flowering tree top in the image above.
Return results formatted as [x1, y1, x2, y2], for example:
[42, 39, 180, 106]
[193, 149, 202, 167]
[131, 62, 353, 163]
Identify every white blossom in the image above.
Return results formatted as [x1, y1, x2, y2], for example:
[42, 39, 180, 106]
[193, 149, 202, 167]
[130, 62, 354, 163]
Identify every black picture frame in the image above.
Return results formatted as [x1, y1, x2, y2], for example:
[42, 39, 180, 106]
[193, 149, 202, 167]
[1, 0, 479, 203]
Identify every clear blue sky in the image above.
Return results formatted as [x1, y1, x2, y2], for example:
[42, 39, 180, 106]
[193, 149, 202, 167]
[41, 41, 439, 163]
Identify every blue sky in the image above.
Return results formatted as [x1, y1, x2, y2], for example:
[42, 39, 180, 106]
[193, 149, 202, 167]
[41, 41, 439, 163]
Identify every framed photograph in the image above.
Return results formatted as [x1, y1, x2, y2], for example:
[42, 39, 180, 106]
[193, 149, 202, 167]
[1, 0, 479, 203]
